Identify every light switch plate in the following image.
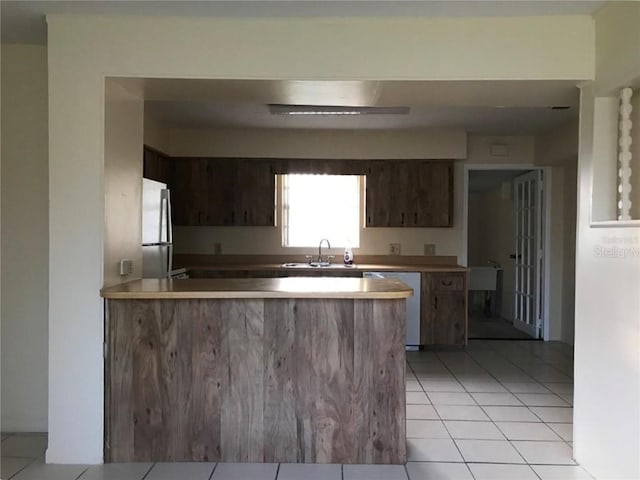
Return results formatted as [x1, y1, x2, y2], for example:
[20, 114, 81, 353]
[389, 243, 401, 255]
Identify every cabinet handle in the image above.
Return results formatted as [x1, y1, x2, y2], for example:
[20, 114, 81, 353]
[442, 280, 453, 287]
[244, 211, 248, 224]
[231, 211, 235, 223]
[367, 216, 371, 225]
[414, 212, 418, 224]
[433, 296, 438, 310]
[401, 212, 405, 224]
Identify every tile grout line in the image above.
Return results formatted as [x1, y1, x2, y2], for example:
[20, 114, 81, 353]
[6, 456, 39, 480]
[465, 342, 573, 427]
[140, 462, 156, 480]
[409, 346, 575, 471]
[73, 466, 90, 480]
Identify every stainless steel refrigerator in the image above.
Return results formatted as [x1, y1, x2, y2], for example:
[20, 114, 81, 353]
[142, 178, 173, 278]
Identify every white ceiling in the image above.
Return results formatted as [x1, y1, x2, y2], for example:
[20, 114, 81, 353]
[3, 2, 593, 133]
[139, 78, 579, 133]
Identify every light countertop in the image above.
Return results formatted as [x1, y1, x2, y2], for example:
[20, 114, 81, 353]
[101, 277, 414, 300]
[185, 263, 468, 273]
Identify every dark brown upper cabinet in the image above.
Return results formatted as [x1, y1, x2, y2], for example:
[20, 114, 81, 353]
[366, 160, 453, 228]
[143, 145, 170, 184]
[169, 158, 211, 226]
[168, 157, 277, 227]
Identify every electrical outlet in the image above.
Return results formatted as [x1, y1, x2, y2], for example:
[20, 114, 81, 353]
[214, 243, 222, 255]
[423, 243, 436, 256]
[119, 259, 133, 276]
[389, 243, 401, 255]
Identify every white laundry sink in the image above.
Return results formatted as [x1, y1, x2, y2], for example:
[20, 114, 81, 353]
[469, 267, 500, 291]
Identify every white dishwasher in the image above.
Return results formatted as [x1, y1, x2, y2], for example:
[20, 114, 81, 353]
[363, 271, 421, 350]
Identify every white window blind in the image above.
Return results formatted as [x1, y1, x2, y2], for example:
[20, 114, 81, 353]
[282, 174, 361, 248]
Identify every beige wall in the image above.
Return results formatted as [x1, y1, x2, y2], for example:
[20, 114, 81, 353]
[535, 124, 579, 344]
[591, 96, 621, 222]
[535, 119, 579, 165]
[574, 2, 640, 478]
[562, 158, 578, 344]
[594, 1, 640, 94]
[547, 166, 565, 341]
[166, 127, 467, 159]
[466, 135, 535, 165]
[143, 110, 171, 154]
[103, 80, 144, 287]
[45, 13, 594, 462]
[0, 44, 49, 431]
[631, 91, 640, 219]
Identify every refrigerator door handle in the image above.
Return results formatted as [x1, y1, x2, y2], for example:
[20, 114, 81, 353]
[161, 189, 173, 244]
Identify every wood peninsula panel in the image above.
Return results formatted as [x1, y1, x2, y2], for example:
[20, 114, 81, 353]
[106, 297, 406, 464]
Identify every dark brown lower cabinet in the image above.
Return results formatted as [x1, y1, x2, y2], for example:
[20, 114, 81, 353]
[420, 272, 467, 346]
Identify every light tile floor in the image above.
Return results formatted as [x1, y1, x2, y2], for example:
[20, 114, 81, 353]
[0, 340, 596, 480]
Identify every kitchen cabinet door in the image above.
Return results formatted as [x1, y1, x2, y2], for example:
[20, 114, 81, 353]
[366, 160, 453, 228]
[169, 158, 209, 226]
[414, 161, 453, 227]
[233, 159, 276, 226]
[365, 161, 388, 227]
[143, 145, 170, 183]
[367, 160, 411, 226]
[421, 272, 467, 346]
[207, 158, 235, 226]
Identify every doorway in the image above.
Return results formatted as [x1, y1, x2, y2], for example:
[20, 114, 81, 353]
[464, 166, 549, 340]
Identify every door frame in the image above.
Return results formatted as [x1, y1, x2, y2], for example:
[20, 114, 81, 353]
[461, 164, 552, 341]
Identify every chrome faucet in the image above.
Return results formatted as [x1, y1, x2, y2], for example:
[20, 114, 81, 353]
[318, 238, 331, 264]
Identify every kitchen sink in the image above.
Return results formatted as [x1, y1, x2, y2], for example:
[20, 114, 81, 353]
[281, 262, 357, 269]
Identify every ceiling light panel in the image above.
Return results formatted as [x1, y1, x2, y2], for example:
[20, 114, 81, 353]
[269, 104, 410, 115]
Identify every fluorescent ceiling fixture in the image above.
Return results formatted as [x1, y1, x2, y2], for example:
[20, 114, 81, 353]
[269, 104, 410, 115]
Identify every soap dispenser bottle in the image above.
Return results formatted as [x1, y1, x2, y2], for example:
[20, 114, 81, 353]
[343, 242, 354, 265]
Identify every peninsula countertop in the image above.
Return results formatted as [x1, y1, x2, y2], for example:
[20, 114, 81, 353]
[101, 277, 414, 300]
[185, 263, 468, 273]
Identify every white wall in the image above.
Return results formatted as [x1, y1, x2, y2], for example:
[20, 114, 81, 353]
[562, 158, 577, 345]
[631, 91, 640, 219]
[166, 127, 467, 159]
[574, 3, 640, 478]
[143, 110, 171, 154]
[103, 80, 144, 287]
[466, 135, 535, 165]
[547, 166, 565, 341]
[0, 44, 49, 432]
[45, 13, 594, 463]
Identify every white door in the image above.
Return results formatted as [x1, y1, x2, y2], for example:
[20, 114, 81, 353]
[513, 170, 544, 338]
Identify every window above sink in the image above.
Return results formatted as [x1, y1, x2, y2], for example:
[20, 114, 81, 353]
[281, 174, 361, 248]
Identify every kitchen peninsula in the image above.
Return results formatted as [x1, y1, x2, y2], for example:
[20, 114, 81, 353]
[101, 277, 411, 464]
